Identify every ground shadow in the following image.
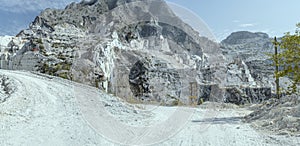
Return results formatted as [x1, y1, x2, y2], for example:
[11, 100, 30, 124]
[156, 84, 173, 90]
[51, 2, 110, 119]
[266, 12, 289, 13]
[191, 116, 242, 125]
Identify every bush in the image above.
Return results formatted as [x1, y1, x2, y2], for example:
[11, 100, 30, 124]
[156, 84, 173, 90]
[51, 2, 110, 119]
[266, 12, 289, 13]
[37, 38, 43, 44]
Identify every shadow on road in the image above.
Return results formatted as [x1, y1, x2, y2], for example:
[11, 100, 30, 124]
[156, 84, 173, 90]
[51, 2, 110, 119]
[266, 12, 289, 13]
[191, 116, 242, 125]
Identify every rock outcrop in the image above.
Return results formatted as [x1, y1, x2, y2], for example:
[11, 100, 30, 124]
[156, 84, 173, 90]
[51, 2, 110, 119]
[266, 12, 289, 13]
[245, 94, 300, 136]
[0, 0, 213, 105]
[0, 75, 16, 103]
[0, 0, 278, 105]
[221, 31, 292, 97]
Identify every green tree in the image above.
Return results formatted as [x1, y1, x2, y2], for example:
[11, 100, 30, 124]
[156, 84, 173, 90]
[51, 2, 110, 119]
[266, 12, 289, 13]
[272, 23, 300, 95]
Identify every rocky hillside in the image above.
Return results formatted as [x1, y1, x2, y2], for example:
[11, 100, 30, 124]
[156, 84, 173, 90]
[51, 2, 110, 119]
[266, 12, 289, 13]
[221, 31, 272, 61]
[221, 31, 274, 88]
[245, 94, 300, 136]
[220, 31, 292, 93]
[0, 0, 277, 105]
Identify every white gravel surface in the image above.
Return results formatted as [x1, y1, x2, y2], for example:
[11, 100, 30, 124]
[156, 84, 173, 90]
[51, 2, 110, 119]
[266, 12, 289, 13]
[0, 69, 299, 146]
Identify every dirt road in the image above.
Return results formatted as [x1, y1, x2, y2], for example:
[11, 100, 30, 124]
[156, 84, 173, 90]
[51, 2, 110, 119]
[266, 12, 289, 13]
[0, 70, 299, 145]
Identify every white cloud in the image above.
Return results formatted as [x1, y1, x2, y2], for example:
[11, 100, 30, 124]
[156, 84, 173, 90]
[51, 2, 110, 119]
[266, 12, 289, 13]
[232, 20, 240, 23]
[0, 0, 80, 13]
[239, 23, 256, 28]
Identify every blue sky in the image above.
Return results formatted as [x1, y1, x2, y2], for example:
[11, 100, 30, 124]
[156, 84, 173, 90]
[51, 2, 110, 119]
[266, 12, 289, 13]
[167, 0, 300, 41]
[0, 0, 299, 41]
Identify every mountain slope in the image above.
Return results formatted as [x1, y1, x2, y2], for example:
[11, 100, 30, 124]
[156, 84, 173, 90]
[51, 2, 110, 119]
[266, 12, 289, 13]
[0, 0, 278, 105]
[1, 0, 224, 104]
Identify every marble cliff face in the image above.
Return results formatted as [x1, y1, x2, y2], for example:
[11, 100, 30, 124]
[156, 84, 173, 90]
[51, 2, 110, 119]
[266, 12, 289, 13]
[0, 0, 279, 105]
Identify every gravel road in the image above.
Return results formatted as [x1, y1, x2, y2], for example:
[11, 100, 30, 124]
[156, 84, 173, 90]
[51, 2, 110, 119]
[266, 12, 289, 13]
[0, 70, 299, 145]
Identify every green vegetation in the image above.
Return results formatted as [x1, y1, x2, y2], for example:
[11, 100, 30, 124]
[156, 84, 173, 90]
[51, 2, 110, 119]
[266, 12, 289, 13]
[198, 98, 204, 105]
[58, 72, 69, 79]
[95, 79, 100, 88]
[271, 23, 300, 96]
[52, 43, 60, 48]
[58, 53, 67, 60]
[39, 44, 45, 50]
[189, 95, 197, 105]
[171, 98, 183, 106]
[39, 44, 47, 55]
[126, 96, 141, 104]
[36, 38, 43, 44]
[40, 61, 72, 79]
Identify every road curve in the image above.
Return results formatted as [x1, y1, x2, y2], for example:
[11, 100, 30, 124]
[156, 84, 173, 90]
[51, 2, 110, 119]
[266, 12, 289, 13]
[0, 70, 299, 146]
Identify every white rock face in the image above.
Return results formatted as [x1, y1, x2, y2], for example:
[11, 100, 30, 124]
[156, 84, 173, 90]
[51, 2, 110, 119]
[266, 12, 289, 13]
[0, 36, 27, 69]
[0, 36, 13, 49]
[225, 59, 256, 87]
[0, 1, 277, 105]
[95, 41, 116, 92]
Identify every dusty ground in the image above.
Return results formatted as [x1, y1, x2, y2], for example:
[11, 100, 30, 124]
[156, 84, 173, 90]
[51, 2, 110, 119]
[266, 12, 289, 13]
[245, 95, 300, 136]
[0, 70, 299, 145]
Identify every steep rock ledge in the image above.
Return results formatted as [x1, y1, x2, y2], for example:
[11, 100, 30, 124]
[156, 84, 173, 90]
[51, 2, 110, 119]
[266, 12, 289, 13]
[0, 1, 278, 105]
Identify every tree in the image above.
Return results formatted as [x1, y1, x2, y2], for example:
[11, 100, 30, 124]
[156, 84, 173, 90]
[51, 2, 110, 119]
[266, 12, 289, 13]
[273, 37, 280, 98]
[272, 23, 300, 96]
